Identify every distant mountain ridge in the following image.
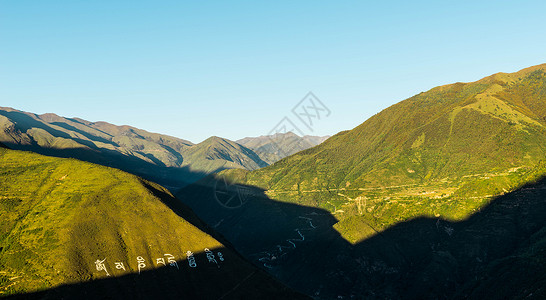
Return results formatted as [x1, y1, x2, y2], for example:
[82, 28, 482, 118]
[0, 107, 270, 189]
[0, 107, 329, 190]
[182, 136, 268, 173]
[237, 132, 329, 164]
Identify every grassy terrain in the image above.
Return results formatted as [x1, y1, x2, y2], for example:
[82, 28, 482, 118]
[0, 147, 304, 298]
[174, 65, 546, 299]
[223, 64, 546, 243]
[172, 64, 546, 299]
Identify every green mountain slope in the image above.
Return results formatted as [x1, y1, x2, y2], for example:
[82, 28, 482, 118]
[177, 64, 546, 299]
[0, 148, 305, 299]
[231, 64, 546, 237]
[237, 132, 329, 164]
[0, 108, 268, 190]
[178, 171, 546, 299]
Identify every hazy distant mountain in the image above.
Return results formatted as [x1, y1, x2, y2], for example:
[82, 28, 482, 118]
[237, 132, 329, 164]
[179, 64, 546, 298]
[0, 147, 305, 299]
[181, 136, 268, 173]
[0, 107, 268, 190]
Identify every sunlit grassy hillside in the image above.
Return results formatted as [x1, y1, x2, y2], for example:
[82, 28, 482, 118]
[0, 147, 303, 298]
[225, 64, 546, 242]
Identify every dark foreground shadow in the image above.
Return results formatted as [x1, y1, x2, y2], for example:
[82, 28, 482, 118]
[1, 248, 308, 300]
[177, 175, 369, 299]
[0, 180, 308, 300]
[352, 174, 546, 300]
[177, 175, 546, 299]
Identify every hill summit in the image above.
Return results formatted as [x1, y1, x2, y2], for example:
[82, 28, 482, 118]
[239, 64, 546, 232]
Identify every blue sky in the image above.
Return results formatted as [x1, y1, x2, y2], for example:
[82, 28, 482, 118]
[1, 1, 545, 143]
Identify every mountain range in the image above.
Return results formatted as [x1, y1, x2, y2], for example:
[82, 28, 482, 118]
[0, 107, 327, 191]
[178, 64, 546, 298]
[237, 132, 329, 164]
[2, 64, 546, 299]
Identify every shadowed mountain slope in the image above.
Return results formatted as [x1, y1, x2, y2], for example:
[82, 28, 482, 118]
[0, 148, 306, 299]
[178, 64, 546, 298]
[229, 64, 546, 239]
[178, 171, 546, 299]
[0, 108, 268, 190]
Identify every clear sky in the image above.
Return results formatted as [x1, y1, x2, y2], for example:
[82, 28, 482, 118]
[1, 1, 545, 143]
